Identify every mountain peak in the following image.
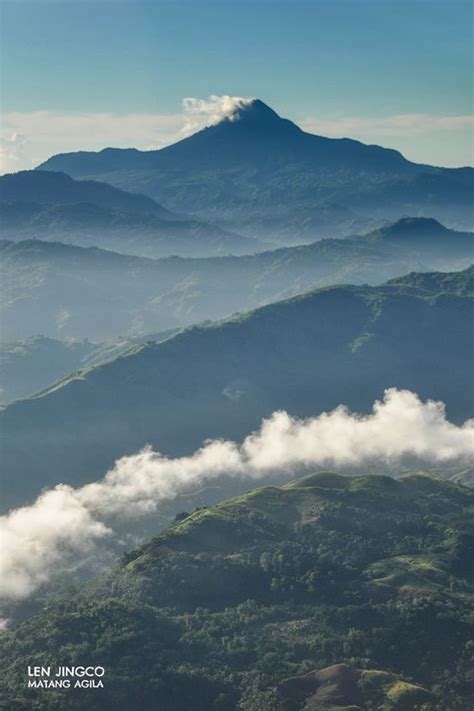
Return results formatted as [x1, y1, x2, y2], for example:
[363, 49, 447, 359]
[380, 216, 450, 240]
[356, 216, 472, 247]
[390, 216, 447, 232]
[202, 97, 303, 143]
[221, 98, 283, 124]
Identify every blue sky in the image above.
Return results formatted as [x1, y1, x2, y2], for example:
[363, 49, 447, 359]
[1, 0, 472, 170]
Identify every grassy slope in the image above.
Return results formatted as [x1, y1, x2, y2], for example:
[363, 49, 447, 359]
[0, 329, 180, 404]
[1, 472, 472, 710]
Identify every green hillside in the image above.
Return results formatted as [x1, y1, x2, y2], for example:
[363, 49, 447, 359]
[1, 267, 472, 511]
[0, 330, 180, 404]
[1, 472, 472, 710]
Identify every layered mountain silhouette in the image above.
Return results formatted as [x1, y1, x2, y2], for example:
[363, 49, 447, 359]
[0, 169, 169, 216]
[37, 99, 474, 237]
[38, 99, 417, 174]
[1, 218, 471, 341]
[0, 170, 265, 258]
[1, 266, 472, 510]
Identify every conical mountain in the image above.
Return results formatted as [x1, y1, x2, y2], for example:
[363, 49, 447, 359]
[36, 98, 474, 234]
[359, 217, 468, 244]
[38, 98, 411, 174]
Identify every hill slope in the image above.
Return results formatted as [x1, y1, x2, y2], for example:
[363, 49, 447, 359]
[1, 472, 472, 710]
[0, 330, 180, 404]
[0, 171, 264, 258]
[1, 218, 471, 341]
[37, 99, 474, 236]
[0, 169, 170, 217]
[1, 268, 472, 510]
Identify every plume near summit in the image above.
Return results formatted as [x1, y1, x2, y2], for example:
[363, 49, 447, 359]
[181, 94, 256, 130]
[36, 94, 474, 239]
[0, 2, 473, 709]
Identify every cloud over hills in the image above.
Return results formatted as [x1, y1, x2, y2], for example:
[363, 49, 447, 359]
[1, 389, 473, 604]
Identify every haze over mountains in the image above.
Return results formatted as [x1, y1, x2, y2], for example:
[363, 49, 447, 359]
[38, 99, 474, 238]
[1, 88, 473, 711]
[1, 217, 472, 341]
[0, 171, 266, 258]
[1, 97, 472, 557]
[1, 266, 472, 511]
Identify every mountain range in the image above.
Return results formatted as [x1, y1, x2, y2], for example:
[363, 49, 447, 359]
[1, 93, 473, 711]
[0, 171, 265, 258]
[1, 471, 472, 710]
[1, 266, 472, 511]
[37, 99, 474, 238]
[1, 217, 472, 341]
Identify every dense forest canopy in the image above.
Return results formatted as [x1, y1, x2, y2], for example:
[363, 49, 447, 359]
[1, 472, 473, 710]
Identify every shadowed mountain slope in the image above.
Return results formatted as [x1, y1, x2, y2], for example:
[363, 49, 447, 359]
[1, 267, 472, 510]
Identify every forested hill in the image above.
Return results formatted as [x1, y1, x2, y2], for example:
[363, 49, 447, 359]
[1, 472, 473, 710]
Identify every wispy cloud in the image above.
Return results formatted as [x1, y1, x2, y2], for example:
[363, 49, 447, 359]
[0, 111, 185, 173]
[0, 132, 28, 173]
[301, 113, 474, 139]
[0, 96, 254, 173]
[182, 94, 253, 134]
[1, 100, 472, 173]
[1, 389, 473, 603]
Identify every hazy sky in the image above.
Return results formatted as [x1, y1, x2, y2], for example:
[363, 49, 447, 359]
[1, 0, 472, 172]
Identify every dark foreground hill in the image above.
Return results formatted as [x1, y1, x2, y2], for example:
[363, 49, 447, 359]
[1, 217, 471, 341]
[1, 267, 472, 511]
[37, 99, 474, 237]
[1, 472, 473, 710]
[0, 171, 263, 258]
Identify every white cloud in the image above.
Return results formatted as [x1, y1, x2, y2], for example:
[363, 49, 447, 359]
[181, 94, 254, 134]
[301, 113, 474, 139]
[1, 100, 472, 173]
[0, 111, 186, 173]
[301, 112, 474, 165]
[0, 97, 253, 173]
[1, 389, 473, 603]
[1, 488, 110, 600]
[0, 132, 28, 173]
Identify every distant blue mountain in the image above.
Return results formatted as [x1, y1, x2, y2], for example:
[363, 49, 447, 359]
[0, 169, 170, 216]
[39, 99, 414, 174]
[1, 216, 472, 341]
[0, 170, 266, 257]
[37, 99, 474, 236]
